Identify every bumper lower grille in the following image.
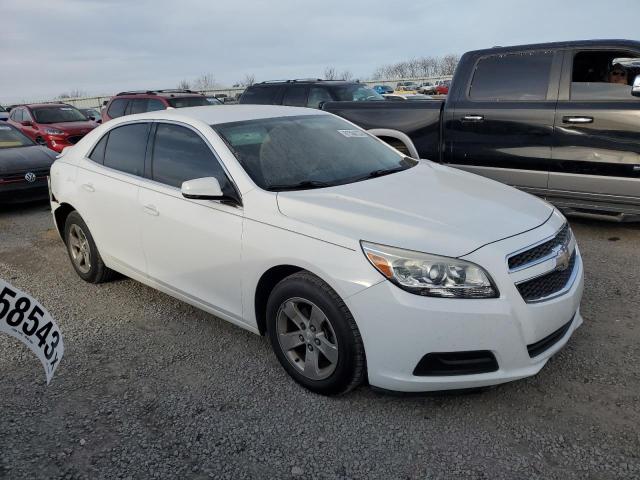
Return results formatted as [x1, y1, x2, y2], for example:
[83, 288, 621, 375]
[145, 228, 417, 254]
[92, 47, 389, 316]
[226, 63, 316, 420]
[527, 317, 574, 358]
[508, 223, 570, 270]
[413, 350, 498, 376]
[516, 251, 576, 302]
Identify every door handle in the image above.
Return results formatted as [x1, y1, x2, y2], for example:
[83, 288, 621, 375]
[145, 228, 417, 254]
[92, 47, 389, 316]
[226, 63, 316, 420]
[143, 204, 159, 216]
[562, 116, 593, 124]
[461, 115, 484, 122]
[81, 183, 95, 192]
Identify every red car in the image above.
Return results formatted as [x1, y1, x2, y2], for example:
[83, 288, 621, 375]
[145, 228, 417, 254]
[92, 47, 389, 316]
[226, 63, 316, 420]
[7, 103, 97, 153]
[102, 89, 212, 122]
[435, 80, 451, 95]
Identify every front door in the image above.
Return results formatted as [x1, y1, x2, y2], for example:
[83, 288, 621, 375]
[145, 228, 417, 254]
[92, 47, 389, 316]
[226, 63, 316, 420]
[551, 48, 640, 213]
[444, 50, 562, 194]
[139, 122, 244, 322]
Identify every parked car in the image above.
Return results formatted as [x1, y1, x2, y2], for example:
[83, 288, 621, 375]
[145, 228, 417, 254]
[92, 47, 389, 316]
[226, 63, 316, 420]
[396, 81, 419, 92]
[435, 80, 450, 95]
[0, 105, 9, 121]
[322, 40, 640, 221]
[373, 85, 394, 94]
[383, 93, 433, 101]
[0, 123, 57, 203]
[49, 105, 583, 395]
[7, 103, 97, 153]
[418, 82, 437, 95]
[240, 79, 384, 108]
[205, 96, 223, 105]
[102, 89, 211, 122]
[80, 108, 102, 123]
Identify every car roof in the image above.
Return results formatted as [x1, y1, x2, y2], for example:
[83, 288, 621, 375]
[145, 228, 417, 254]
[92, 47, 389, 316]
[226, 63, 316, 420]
[469, 39, 640, 56]
[250, 80, 360, 87]
[17, 103, 75, 109]
[118, 104, 330, 125]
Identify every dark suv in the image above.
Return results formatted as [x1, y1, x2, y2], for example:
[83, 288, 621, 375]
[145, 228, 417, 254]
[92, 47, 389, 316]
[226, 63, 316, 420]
[102, 89, 212, 122]
[239, 80, 385, 108]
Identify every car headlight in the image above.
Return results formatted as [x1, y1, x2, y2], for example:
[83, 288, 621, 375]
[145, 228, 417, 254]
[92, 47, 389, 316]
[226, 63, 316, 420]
[45, 128, 65, 136]
[361, 241, 498, 299]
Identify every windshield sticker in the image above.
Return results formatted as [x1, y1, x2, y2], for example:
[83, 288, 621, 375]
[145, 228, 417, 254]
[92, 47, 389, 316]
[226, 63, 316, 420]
[0, 278, 64, 385]
[337, 129, 368, 138]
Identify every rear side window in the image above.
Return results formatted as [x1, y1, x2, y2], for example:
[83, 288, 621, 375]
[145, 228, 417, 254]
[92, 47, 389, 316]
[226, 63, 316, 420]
[469, 51, 553, 101]
[107, 99, 128, 118]
[240, 86, 281, 105]
[282, 86, 308, 106]
[129, 99, 148, 114]
[151, 123, 228, 189]
[147, 99, 165, 111]
[103, 123, 150, 176]
[89, 134, 109, 164]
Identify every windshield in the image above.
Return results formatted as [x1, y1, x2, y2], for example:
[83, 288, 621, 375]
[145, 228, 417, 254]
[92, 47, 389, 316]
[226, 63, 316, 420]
[214, 114, 416, 191]
[167, 96, 210, 108]
[328, 85, 385, 101]
[0, 124, 35, 148]
[32, 106, 88, 124]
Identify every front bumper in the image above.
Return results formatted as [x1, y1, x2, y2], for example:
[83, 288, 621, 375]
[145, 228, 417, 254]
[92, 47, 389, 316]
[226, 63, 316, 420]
[0, 178, 49, 203]
[345, 214, 584, 392]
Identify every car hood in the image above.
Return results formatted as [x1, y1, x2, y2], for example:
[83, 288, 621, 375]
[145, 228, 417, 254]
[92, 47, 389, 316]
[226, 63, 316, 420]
[0, 145, 57, 174]
[276, 161, 553, 257]
[41, 121, 96, 134]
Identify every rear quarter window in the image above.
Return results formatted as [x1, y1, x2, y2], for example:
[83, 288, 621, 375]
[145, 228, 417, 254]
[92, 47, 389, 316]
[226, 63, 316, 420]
[102, 123, 150, 176]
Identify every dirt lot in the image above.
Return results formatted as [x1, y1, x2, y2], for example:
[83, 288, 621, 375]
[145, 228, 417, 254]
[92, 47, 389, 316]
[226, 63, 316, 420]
[1, 202, 639, 480]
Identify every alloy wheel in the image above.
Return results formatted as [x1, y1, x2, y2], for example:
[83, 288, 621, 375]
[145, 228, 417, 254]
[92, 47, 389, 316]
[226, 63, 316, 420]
[68, 224, 91, 274]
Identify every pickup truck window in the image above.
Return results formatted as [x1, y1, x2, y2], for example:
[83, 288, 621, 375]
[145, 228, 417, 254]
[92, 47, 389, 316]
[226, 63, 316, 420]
[570, 51, 639, 101]
[469, 51, 553, 101]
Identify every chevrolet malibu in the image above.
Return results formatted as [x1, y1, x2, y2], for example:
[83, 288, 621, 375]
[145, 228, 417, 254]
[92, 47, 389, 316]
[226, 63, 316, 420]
[49, 106, 584, 395]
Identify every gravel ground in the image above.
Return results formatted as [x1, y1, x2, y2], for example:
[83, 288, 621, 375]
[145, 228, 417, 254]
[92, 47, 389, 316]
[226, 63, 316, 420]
[1, 202, 639, 480]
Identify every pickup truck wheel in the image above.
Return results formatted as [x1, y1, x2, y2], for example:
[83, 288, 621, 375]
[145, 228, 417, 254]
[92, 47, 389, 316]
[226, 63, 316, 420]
[266, 272, 366, 395]
[64, 211, 115, 284]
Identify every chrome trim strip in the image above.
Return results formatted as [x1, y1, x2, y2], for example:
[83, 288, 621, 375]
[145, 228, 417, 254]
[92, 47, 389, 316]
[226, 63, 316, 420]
[515, 250, 580, 304]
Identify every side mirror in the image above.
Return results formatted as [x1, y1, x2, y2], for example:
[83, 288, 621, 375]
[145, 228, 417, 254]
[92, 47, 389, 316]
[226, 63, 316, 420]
[633, 74, 640, 97]
[181, 176, 242, 207]
[21, 120, 33, 127]
[181, 177, 224, 199]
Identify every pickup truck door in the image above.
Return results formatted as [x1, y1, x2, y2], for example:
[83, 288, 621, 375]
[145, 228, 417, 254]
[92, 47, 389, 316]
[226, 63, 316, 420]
[444, 50, 562, 195]
[550, 48, 640, 212]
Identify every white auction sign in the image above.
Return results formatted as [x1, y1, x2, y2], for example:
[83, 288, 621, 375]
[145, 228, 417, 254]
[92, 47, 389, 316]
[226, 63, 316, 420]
[0, 278, 64, 384]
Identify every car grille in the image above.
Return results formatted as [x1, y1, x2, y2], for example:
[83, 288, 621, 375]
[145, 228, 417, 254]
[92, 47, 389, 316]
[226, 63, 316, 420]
[0, 168, 50, 184]
[67, 135, 84, 144]
[516, 251, 576, 302]
[508, 223, 571, 270]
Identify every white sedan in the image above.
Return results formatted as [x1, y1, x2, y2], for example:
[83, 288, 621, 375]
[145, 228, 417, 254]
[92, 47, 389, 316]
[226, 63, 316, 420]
[49, 105, 584, 395]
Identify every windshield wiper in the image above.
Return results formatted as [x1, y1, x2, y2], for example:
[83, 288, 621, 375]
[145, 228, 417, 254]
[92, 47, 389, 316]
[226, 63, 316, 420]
[266, 180, 334, 192]
[358, 165, 408, 181]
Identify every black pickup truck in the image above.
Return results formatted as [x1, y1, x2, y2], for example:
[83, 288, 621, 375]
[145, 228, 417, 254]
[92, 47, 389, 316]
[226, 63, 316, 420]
[322, 40, 640, 221]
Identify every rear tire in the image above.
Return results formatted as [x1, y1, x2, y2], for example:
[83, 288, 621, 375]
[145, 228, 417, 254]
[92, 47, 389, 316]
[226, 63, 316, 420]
[64, 211, 115, 283]
[266, 272, 366, 395]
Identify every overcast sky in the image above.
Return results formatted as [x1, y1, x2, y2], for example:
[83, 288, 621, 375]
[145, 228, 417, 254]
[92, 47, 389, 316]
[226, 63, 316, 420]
[1, 0, 638, 103]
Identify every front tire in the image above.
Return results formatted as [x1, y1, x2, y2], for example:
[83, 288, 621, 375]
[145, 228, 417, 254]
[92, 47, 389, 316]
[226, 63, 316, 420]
[266, 272, 366, 395]
[64, 211, 115, 283]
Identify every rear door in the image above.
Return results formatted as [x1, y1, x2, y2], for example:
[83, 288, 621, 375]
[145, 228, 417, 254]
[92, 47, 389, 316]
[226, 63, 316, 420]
[282, 86, 309, 107]
[76, 122, 151, 274]
[551, 48, 640, 212]
[444, 50, 562, 193]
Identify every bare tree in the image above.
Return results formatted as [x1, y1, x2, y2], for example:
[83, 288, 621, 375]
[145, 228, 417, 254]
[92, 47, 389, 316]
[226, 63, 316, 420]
[58, 89, 86, 99]
[193, 73, 216, 91]
[340, 70, 353, 81]
[242, 73, 256, 87]
[439, 54, 460, 76]
[371, 53, 460, 80]
[324, 66, 337, 80]
[177, 79, 191, 90]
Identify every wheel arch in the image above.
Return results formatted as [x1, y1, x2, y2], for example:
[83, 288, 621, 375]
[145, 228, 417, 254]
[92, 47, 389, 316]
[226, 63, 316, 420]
[367, 128, 419, 158]
[53, 202, 76, 242]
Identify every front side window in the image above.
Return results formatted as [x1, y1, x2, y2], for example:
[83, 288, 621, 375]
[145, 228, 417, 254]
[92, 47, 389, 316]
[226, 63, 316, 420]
[102, 123, 150, 176]
[327, 84, 384, 101]
[570, 50, 640, 101]
[151, 123, 229, 189]
[107, 99, 128, 118]
[469, 51, 553, 101]
[32, 106, 87, 123]
[307, 87, 334, 108]
[0, 124, 35, 148]
[282, 87, 308, 107]
[214, 114, 416, 191]
[166, 96, 210, 108]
